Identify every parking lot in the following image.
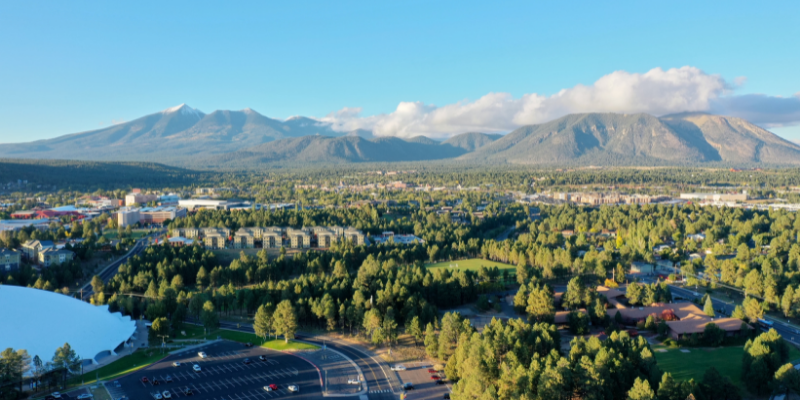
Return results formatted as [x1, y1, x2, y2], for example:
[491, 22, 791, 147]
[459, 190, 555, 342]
[105, 341, 322, 400]
[393, 362, 451, 400]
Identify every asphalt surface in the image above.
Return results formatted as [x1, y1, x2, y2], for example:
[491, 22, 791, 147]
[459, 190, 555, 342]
[207, 321, 398, 400]
[81, 230, 165, 300]
[105, 341, 321, 400]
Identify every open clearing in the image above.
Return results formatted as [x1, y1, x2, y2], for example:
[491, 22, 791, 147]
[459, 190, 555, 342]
[654, 344, 800, 388]
[426, 258, 516, 274]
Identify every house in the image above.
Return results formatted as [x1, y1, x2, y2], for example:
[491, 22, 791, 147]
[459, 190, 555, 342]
[0, 248, 21, 273]
[38, 248, 74, 267]
[21, 240, 54, 261]
[605, 302, 749, 340]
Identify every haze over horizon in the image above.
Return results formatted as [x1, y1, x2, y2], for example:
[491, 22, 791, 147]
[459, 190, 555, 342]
[1, 1, 799, 143]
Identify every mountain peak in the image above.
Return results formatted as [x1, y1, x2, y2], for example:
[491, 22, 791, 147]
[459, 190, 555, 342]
[162, 104, 204, 117]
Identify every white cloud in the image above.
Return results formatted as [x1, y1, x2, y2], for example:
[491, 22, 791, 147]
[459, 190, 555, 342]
[320, 66, 800, 139]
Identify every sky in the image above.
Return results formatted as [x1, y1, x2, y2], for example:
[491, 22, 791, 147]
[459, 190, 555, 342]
[1, 1, 799, 142]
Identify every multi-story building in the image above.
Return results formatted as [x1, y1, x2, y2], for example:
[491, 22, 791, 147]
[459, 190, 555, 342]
[139, 206, 187, 225]
[38, 248, 74, 267]
[316, 229, 337, 248]
[203, 233, 226, 249]
[263, 231, 282, 248]
[116, 208, 141, 228]
[0, 248, 21, 273]
[125, 193, 158, 206]
[233, 231, 255, 249]
[343, 228, 366, 245]
[287, 228, 311, 248]
[21, 240, 54, 261]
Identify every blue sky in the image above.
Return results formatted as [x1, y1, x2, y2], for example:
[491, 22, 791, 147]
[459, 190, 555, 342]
[1, 1, 799, 142]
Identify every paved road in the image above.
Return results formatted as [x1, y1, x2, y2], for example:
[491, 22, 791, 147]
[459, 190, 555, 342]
[205, 321, 398, 400]
[80, 230, 165, 300]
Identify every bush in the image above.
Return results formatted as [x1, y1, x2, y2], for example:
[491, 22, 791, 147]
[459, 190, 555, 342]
[636, 320, 646, 330]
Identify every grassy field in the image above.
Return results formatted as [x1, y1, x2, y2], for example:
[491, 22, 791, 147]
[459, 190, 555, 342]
[102, 230, 148, 240]
[654, 343, 800, 388]
[427, 258, 516, 275]
[174, 323, 318, 351]
[69, 349, 167, 386]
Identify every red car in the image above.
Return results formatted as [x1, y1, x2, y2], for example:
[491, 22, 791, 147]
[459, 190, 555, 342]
[141, 377, 149, 383]
[427, 369, 436, 373]
[430, 375, 441, 380]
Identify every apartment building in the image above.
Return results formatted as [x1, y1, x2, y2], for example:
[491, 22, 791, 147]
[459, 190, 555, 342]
[343, 228, 366, 245]
[287, 228, 311, 248]
[0, 248, 21, 273]
[316, 229, 337, 248]
[233, 231, 255, 249]
[263, 231, 282, 248]
[21, 240, 55, 261]
[38, 248, 74, 267]
[203, 233, 226, 249]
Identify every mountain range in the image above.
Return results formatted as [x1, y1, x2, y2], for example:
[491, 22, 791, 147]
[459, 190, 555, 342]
[1, 105, 799, 168]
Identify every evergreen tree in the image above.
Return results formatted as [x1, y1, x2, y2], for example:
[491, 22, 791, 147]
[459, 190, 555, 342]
[627, 377, 655, 400]
[424, 323, 438, 358]
[703, 296, 715, 317]
[253, 304, 272, 341]
[272, 300, 298, 343]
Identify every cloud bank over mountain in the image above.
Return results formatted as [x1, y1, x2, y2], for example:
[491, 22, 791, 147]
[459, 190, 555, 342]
[321, 66, 800, 139]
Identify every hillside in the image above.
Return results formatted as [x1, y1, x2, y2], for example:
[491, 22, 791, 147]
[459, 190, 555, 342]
[196, 135, 468, 168]
[462, 113, 800, 165]
[2, 107, 799, 167]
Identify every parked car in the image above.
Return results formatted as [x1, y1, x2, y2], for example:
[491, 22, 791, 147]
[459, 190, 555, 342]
[391, 365, 407, 371]
[193, 364, 202, 372]
[114, 380, 121, 388]
[436, 379, 446, 385]
[152, 393, 163, 400]
[244, 343, 253, 347]
[288, 385, 299, 393]
[152, 378, 160, 385]
[52, 393, 62, 399]
[141, 377, 149, 384]
[243, 358, 252, 364]
[347, 378, 360, 385]
[403, 382, 414, 390]
[172, 362, 181, 367]
[427, 368, 437, 373]
[162, 391, 172, 399]
[77, 395, 93, 399]
[431, 375, 442, 380]
[443, 393, 451, 399]
[165, 375, 173, 383]
[183, 388, 193, 396]
[264, 384, 278, 392]
[258, 355, 268, 361]
[197, 352, 207, 358]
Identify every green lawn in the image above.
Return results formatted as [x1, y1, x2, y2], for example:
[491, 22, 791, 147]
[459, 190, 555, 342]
[176, 323, 318, 351]
[69, 349, 166, 386]
[102, 230, 148, 240]
[427, 258, 516, 275]
[654, 343, 800, 388]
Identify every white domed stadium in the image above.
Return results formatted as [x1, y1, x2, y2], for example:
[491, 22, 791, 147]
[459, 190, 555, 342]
[0, 285, 137, 364]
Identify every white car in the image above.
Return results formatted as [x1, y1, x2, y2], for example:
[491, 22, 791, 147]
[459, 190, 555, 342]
[162, 391, 172, 399]
[193, 364, 202, 372]
[197, 352, 207, 358]
[77, 395, 93, 399]
[172, 362, 181, 367]
[52, 393, 62, 399]
[347, 378, 360, 385]
[152, 394, 163, 400]
[288, 385, 299, 392]
[391, 365, 406, 371]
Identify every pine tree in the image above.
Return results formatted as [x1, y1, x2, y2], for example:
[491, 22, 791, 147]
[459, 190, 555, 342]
[626, 283, 643, 305]
[703, 296, 715, 317]
[627, 377, 655, 400]
[272, 300, 298, 343]
[513, 284, 528, 313]
[253, 304, 272, 341]
[782, 286, 795, 317]
[424, 323, 438, 359]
